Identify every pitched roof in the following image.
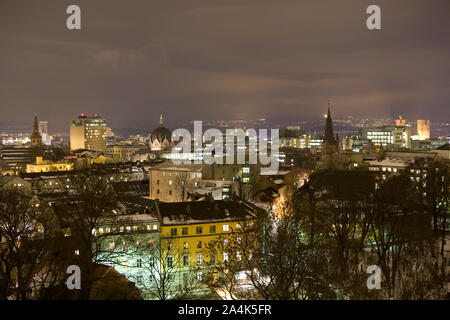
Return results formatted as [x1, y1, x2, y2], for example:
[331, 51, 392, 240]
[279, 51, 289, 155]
[156, 199, 259, 225]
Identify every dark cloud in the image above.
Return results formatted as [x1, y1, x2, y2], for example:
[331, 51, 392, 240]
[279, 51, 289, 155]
[0, 0, 449, 132]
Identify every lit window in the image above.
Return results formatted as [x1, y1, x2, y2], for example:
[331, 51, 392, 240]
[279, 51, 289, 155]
[223, 252, 228, 261]
[223, 225, 229, 232]
[196, 253, 203, 265]
[184, 242, 189, 249]
[243, 167, 250, 173]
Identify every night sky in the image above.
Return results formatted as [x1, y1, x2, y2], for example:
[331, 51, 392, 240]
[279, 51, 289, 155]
[1, 0, 449, 132]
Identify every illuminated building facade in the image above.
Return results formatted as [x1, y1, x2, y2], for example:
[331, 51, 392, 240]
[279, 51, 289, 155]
[417, 120, 431, 140]
[70, 113, 107, 152]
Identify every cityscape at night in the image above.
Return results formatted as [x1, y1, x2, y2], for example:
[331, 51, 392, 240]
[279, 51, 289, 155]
[0, 0, 449, 307]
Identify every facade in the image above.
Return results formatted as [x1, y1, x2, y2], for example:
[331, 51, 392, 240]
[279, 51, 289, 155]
[156, 199, 259, 294]
[70, 113, 107, 152]
[363, 125, 411, 149]
[149, 162, 211, 202]
[417, 120, 431, 140]
[0, 146, 33, 173]
[106, 145, 148, 163]
[39, 120, 51, 145]
[26, 156, 73, 173]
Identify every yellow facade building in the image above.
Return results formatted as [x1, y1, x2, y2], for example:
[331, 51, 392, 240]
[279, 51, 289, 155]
[26, 157, 73, 173]
[155, 199, 259, 285]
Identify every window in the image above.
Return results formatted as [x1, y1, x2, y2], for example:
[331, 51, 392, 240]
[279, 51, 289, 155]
[132, 226, 138, 231]
[98, 228, 103, 235]
[243, 177, 250, 183]
[182, 227, 188, 235]
[105, 227, 111, 233]
[146, 225, 151, 231]
[148, 239, 155, 249]
[126, 226, 131, 231]
[74, 250, 80, 256]
[167, 243, 173, 250]
[209, 225, 216, 233]
[197, 272, 203, 281]
[171, 228, 177, 236]
[223, 252, 228, 262]
[196, 253, 203, 265]
[169, 190, 172, 195]
[184, 242, 189, 249]
[136, 240, 142, 249]
[169, 180, 173, 186]
[197, 241, 202, 248]
[157, 189, 160, 194]
[223, 224, 229, 232]
[183, 255, 189, 267]
[196, 226, 203, 234]
[224, 239, 229, 246]
[123, 242, 129, 251]
[136, 258, 142, 268]
[167, 256, 174, 268]
[153, 225, 158, 230]
[156, 179, 160, 185]
[243, 167, 250, 173]
[236, 251, 242, 261]
[236, 223, 242, 230]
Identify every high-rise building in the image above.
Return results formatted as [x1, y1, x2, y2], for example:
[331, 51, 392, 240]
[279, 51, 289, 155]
[39, 120, 51, 145]
[30, 113, 42, 148]
[70, 113, 107, 152]
[417, 120, 431, 140]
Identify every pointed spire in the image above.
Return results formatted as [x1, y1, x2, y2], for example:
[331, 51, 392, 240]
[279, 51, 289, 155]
[159, 113, 163, 126]
[323, 100, 336, 145]
[33, 113, 39, 133]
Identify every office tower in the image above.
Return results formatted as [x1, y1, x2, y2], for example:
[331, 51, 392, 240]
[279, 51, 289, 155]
[30, 113, 42, 147]
[70, 113, 107, 152]
[417, 120, 430, 140]
[39, 120, 51, 145]
[364, 125, 411, 149]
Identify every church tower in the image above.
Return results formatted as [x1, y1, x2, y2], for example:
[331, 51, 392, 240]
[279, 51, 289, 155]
[321, 101, 339, 155]
[31, 113, 42, 147]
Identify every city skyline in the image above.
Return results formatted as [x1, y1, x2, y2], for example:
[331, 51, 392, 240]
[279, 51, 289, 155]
[1, 0, 449, 131]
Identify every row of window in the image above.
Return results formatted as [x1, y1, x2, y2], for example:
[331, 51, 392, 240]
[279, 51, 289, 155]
[93, 224, 158, 235]
[170, 224, 237, 236]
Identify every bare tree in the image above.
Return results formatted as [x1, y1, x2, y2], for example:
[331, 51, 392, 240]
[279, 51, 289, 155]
[174, 172, 194, 202]
[127, 238, 203, 300]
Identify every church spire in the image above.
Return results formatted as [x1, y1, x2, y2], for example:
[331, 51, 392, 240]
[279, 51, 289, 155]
[31, 113, 42, 147]
[323, 100, 336, 145]
[159, 113, 163, 126]
[33, 113, 39, 134]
